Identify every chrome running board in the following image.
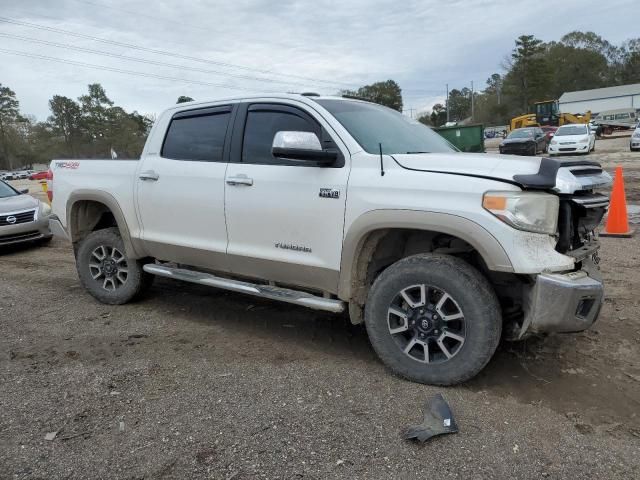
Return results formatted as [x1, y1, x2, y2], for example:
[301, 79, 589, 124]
[143, 264, 345, 313]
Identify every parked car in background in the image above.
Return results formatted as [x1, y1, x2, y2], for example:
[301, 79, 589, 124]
[631, 124, 640, 152]
[29, 171, 49, 181]
[540, 126, 558, 141]
[548, 124, 596, 155]
[1, 173, 15, 181]
[0, 179, 52, 247]
[499, 127, 548, 155]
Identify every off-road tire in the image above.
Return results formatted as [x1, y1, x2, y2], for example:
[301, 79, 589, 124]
[76, 227, 153, 305]
[364, 253, 501, 385]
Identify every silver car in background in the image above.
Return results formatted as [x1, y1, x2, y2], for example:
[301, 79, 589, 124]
[0, 180, 52, 247]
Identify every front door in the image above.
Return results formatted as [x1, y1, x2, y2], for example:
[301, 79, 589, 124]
[136, 105, 233, 269]
[224, 102, 349, 293]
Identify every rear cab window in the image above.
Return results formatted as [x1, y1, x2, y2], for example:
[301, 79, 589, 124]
[161, 106, 232, 161]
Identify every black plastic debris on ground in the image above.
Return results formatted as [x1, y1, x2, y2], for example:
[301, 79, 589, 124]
[401, 393, 458, 442]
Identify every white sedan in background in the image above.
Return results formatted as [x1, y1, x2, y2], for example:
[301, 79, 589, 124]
[631, 124, 640, 152]
[548, 124, 596, 155]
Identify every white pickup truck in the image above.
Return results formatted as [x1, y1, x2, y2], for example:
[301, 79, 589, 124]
[49, 94, 612, 385]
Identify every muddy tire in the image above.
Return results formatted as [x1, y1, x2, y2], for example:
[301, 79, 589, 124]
[364, 254, 501, 385]
[76, 228, 153, 305]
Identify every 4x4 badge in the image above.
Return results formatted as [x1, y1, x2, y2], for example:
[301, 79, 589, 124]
[319, 188, 340, 199]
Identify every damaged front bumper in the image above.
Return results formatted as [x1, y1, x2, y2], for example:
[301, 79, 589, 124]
[516, 258, 603, 338]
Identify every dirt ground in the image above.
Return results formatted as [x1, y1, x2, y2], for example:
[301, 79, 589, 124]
[1, 140, 639, 479]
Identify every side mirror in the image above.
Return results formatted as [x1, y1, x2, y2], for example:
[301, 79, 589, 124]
[19, 188, 29, 194]
[271, 131, 337, 165]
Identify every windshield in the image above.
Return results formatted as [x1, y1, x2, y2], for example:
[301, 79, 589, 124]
[556, 125, 587, 136]
[0, 180, 19, 199]
[314, 99, 456, 154]
[508, 129, 534, 139]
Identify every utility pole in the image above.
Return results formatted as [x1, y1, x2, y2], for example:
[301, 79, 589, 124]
[446, 83, 450, 123]
[471, 80, 474, 121]
[404, 108, 416, 118]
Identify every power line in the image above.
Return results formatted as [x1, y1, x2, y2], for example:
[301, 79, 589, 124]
[0, 32, 336, 90]
[0, 48, 287, 93]
[72, 0, 214, 33]
[0, 16, 359, 89]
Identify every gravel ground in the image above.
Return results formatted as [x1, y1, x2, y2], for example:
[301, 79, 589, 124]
[1, 143, 639, 479]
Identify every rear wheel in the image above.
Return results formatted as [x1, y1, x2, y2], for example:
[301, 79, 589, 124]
[364, 254, 502, 385]
[76, 227, 153, 305]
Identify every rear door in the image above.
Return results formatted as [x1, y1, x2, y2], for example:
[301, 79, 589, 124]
[224, 102, 350, 292]
[136, 105, 233, 269]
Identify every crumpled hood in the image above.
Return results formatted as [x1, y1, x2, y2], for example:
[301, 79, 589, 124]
[391, 152, 542, 182]
[0, 194, 39, 213]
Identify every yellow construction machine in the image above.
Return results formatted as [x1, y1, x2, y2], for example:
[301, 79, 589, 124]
[510, 100, 591, 130]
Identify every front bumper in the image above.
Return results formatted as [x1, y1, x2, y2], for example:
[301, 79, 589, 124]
[518, 259, 603, 337]
[499, 145, 531, 155]
[549, 143, 589, 154]
[631, 139, 640, 149]
[0, 211, 52, 246]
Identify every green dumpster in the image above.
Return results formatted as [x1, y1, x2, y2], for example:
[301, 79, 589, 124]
[434, 124, 485, 153]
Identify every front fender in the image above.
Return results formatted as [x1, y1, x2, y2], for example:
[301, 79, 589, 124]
[337, 209, 514, 300]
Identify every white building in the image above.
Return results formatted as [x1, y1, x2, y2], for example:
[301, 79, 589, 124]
[559, 83, 640, 115]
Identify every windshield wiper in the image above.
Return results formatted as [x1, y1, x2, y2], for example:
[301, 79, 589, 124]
[405, 151, 431, 154]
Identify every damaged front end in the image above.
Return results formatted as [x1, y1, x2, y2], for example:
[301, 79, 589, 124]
[507, 161, 611, 340]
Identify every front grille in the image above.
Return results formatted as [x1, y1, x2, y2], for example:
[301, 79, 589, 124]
[0, 210, 35, 226]
[556, 194, 608, 253]
[559, 148, 577, 152]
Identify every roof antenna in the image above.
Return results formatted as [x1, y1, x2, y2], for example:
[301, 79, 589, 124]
[378, 143, 385, 177]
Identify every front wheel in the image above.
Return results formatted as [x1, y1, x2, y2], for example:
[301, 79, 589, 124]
[364, 254, 501, 385]
[76, 227, 153, 305]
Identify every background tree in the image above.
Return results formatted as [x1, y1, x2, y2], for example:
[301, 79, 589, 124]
[176, 95, 194, 103]
[545, 42, 609, 97]
[447, 88, 472, 121]
[0, 83, 21, 169]
[502, 35, 550, 113]
[342, 80, 403, 111]
[48, 95, 83, 157]
[429, 103, 447, 127]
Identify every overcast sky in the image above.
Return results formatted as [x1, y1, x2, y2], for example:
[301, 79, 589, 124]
[0, 0, 636, 120]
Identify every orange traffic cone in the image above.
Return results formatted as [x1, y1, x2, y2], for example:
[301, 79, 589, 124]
[600, 166, 634, 237]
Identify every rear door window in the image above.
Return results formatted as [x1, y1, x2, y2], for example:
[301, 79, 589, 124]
[162, 107, 231, 161]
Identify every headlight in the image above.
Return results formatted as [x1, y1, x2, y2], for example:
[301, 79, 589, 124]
[633, 132, 640, 138]
[39, 202, 51, 216]
[579, 137, 589, 144]
[550, 140, 557, 145]
[482, 191, 559, 234]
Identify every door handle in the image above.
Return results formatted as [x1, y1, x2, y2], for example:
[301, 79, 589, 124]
[226, 175, 253, 186]
[139, 170, 159, 181]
